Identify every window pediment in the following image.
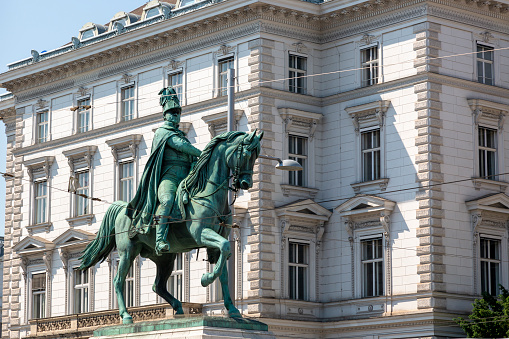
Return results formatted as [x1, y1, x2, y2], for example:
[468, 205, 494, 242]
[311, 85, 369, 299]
[468, 99, 508, 129]
[202, 110, 243, 137]
[63, 145, 97, 171]
[345, 100, 390, 133]
[106, 134, 142, 160]
[24, 156, 54, 180]
[278, 108, 322, 138]
[467, 193, 509, 233]
[336, 195, 395, 236]
[276, 199, 332, 241]
[54, 229, 95, 251]
[13, 236, 54, 257]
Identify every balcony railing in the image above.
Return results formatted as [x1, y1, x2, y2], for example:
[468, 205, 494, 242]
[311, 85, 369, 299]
[27, 302, 202, 338]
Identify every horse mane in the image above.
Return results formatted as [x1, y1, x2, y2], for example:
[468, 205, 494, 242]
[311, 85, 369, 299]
[182, 131, 245, 196]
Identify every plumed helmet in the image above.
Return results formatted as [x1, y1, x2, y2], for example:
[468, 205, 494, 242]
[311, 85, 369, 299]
[158, 87, 181, 114]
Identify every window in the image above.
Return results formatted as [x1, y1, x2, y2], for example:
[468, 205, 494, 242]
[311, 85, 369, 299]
[81, 29, 95, 40]
[289, 54, 307, 94]
[37, 111, 49, 143]
[145, 7, 160, 19]
[479, 126, 497, 180]
[168, 254, 183, 301]
[480, 237, 500, 296]
[361, 46, 379, 87]
[361, 129, 381, 182]
[168, 72, 183, 104]
[77, 98, 90, 133]
[477, 44, 494, 85]
[75, 171, 89, 216]
[218, 57, 234, 97]
[121, 86, 135, 121]
[119, 162, 134, 202]
[73, 268, 89, 313]
[289, 242, 308, 300]
[35, 181, 48, 224]
[32, 273, 46, 319]
[361, 238, 384, 297]
[288, 135, 307, 187]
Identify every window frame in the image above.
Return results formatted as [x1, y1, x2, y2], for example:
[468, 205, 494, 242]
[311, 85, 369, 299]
[34, 180, 48, 225]
[346, 101, 390, 193]
[478, 126, 498, 181]
[168, 253, 184, 301]
[167, 71, 184, 105]
[360, 128, 381, 182]
[288, 134, 308, 187]
[476, 43, 495, 86]
[288, 53, 307, 95]
[288, 240, 309, 301]
[30, 270, 47, 319]
[72, 266, 90, 314]
[25, 156, 54, 233]
[120, 84, 136, 122]
[217, 56, 235, 97]
[36, 110, 49, 144]
[76, 97, 91, 134]
[360, 236, 384, 298]
[110, 253, 139, 308]
[360, 45, 380, 87]
[119, 160, 135, 203]
[479, 236, 501, 296]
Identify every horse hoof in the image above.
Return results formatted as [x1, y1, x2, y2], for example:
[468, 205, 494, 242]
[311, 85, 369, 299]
[123, 316, 133, 324]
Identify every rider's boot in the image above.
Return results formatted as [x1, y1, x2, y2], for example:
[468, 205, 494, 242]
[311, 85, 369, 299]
[155, 205, 171, 256]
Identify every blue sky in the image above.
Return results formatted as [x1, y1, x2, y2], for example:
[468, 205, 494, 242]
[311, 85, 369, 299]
[0, 1, 149, 235]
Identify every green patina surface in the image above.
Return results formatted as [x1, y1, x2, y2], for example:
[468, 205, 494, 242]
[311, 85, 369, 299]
[93, 316, 269, 336]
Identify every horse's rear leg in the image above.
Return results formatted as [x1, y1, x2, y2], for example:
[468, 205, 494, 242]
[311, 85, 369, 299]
[151, 254, 184, 315]
[219, 262, 241, 317]
[114, 246, 140, 324]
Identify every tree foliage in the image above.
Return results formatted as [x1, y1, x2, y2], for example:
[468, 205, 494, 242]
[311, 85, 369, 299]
[454, 285, 509, 338]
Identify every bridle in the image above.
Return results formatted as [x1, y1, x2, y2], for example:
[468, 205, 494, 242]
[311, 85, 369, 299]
[228, 136, 255, 192]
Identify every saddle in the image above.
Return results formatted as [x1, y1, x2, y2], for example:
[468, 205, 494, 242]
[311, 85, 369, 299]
[128, 182, 188, 238]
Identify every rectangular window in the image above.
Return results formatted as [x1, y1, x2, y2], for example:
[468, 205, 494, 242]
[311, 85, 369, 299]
[218, 57, 234, 97]
[77, 98, 90, 133]
[361, 238, 384, 297]
[168, 72, 183, 104]
[168, 253, 183, 301]
[288, 135, 307, 187]
[289, 54, 307, 94]
[361, 46, 379, 87]
[361, 129, 381, 182]
[289, 242, 308, 300]
[119, 162, 134, 202]
[75, 171, 89, 216]
[121, 86, 135, 121]
[35, 181, 47, 224]
[37, 111, 49, 143]
[480, 237, 500, 296]
[32, 273, 46, 319]
[125, 263, 135, 308]
[478, 126, 497, 180]
[73, 268, 89, 314]
[477, 44, 494, 85]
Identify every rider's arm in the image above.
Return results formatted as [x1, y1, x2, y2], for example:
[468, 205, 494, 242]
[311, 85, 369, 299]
[167, 135, 202, 157]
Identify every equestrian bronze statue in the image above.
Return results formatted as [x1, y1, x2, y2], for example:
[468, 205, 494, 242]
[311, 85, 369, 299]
[80, 87, 263, 324]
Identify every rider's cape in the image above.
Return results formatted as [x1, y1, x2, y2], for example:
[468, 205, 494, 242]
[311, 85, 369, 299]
[126, 122, 183, 233]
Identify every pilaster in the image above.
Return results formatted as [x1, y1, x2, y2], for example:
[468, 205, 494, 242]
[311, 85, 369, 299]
[413, 22, 446, 311]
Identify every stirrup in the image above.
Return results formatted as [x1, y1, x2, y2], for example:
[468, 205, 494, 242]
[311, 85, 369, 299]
[155, 241, 170, 256]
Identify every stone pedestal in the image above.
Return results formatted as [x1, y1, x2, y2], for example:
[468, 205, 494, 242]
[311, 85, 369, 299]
[92, 316, 275, 339]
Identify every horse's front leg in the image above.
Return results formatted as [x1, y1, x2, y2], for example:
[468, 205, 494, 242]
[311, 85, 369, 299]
[219, 262, 241, 317]
[198, 228, 230, 288]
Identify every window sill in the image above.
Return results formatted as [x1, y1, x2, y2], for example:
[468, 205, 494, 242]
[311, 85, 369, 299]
[27, 222, 52, 235]
[472, 178, 509, 192]
[66, 214, 94, 227]
[281, 184, 319, 199]
[351, 178, 389, 193]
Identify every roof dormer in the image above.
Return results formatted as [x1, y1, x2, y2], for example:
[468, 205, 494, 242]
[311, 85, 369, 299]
[142, 0, 173, 20]
[176, 0, 206, 8]
[79, 22, 107, 41]
[108, 11, 140, 31]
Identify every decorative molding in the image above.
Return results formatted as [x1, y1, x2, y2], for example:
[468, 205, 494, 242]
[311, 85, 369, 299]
[280, 184, 319, 199]
[24, 156, 55, 180]
[468, 99, 508, 130]
[476, 31, 495, 43]
[77, 86, 90, 97]
[121, 73, 134, 84]
[35, 99, 49, 110]
[106, 134, 143, 160]
[215, 44, 235, 57]
[292, 42, 308, 54]
[358, 33, 381, 46]
[201, 110, 243, 137]
[278, 108, 322, 139]
[345, 100, 391, 134]
[168, 59, 185, 71]
[62, 145, 98, 172]
[471, 177, 509, 192]
[351, 178, 390, 193]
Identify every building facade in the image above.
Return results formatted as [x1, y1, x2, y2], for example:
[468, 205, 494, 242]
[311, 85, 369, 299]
[1, 0, 509, 337]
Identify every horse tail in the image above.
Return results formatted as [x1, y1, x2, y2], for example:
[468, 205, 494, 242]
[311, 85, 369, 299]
[79, 201, 126, 270]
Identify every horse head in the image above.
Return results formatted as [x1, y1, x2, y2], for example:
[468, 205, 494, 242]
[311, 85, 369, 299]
[227, 130, 264, 190]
